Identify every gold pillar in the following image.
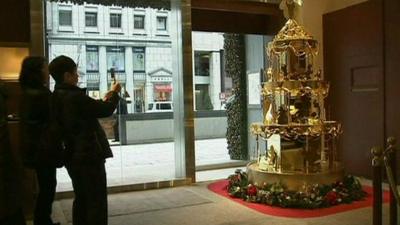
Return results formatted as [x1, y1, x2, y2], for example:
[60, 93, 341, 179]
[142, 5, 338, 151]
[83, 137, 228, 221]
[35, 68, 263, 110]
[29, 0, 45, 56]
[181, 0, 196, 182]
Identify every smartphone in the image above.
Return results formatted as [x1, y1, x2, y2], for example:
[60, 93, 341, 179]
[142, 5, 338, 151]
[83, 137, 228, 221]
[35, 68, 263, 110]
[110, 68, 116, 83]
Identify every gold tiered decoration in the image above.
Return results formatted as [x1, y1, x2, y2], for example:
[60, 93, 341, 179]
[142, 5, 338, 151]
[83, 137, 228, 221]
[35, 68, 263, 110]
[246, 7, 344, 191]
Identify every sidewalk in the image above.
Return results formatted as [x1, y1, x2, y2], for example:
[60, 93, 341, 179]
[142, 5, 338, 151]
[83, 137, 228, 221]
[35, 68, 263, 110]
[56, 138, 240, 192]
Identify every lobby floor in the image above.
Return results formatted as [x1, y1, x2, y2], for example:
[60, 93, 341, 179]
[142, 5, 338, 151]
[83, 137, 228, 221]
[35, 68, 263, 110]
[48, 180, 388, 225]
[50, 138, 390, 225]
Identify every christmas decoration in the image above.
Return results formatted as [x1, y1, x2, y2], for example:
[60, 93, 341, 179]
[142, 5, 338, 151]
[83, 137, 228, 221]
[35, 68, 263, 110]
[247, 0, 344, 191]
[227, 170, 366, 209]
[224, 34, 248, 160]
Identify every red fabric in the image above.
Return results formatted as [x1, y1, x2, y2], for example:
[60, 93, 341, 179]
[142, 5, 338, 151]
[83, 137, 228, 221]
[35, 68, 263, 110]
[154, 84, 172, 92]
[208, 180, 390, 218]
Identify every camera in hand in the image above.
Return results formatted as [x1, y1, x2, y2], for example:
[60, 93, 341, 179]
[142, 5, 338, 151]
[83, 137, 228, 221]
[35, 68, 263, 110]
[110, 68, 116, 83]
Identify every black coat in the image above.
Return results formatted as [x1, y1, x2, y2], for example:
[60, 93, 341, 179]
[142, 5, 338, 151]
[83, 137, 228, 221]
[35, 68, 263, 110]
[116, 98, 128, 115]
[53, 83, 119, 166]
[0, 82, 7, 125]
[0, 81, 24, 219]
[19, 85, 54, 168]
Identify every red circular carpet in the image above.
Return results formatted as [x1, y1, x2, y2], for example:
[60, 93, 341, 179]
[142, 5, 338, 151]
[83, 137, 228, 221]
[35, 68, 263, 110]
[208, 180, 389, 218]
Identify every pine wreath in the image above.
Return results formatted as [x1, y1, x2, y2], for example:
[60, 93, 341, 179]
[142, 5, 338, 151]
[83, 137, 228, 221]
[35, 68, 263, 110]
[227, 170, 367, 209]
[224, 34, 248, 160]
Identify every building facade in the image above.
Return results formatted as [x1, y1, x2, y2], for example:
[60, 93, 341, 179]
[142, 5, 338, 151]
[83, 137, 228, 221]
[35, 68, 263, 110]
[46, 2, 229, 113]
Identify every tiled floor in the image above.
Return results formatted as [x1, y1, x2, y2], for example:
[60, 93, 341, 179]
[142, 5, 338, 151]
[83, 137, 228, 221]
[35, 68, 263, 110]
[48, 180, 389, 225]
[56, 138, 242, 191]
[52, 138, 387, 225]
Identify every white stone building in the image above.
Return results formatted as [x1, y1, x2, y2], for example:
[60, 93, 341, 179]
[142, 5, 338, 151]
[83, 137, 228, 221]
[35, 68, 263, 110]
[46, 2, 229, 113]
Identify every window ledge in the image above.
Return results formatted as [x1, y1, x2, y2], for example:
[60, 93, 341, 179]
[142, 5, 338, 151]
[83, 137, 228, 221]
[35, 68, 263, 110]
[84, 31, 100, 34]
[109, 32, 124, 35]
[155, 34, 170, 37]
[85, 27, 99, 32]
[58, 29, 74, 33]
[58, 26, 74, 32]
[133, 33, 147, 36]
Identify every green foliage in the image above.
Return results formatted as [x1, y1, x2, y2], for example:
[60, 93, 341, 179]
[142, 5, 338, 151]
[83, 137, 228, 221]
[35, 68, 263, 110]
[224, 34, 248, 160]
[227, 170, 367, 209]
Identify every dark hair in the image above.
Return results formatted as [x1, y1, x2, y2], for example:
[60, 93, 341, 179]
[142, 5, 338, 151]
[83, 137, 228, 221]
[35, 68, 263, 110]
[19, 56, 47, 88]
[48, 55, 77, 84]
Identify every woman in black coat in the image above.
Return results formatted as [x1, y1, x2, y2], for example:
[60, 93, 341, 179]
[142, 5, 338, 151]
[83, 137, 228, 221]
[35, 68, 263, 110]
[19, 56, 60, 225]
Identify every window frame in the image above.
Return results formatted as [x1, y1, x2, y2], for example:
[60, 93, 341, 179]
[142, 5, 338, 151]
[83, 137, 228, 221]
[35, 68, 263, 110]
[156, 16, 167, 31]
[133, 47, 146, 72]
[58, 9, 72, 27]
[109, 13, 122, 29]
[106, 46, 126, 73]
[85, 12, 98, 27]
[86, 46, 99, 72]
[134, 15, 145, 30]
[194, 51, 211, 77]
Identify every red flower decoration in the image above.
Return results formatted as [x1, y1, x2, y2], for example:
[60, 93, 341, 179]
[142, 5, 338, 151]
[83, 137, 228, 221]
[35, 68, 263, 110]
[325, 191, 338, 205]
[247, 185, 258, 196]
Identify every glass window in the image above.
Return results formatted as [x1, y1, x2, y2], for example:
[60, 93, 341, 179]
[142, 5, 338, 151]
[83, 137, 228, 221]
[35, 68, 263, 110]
[59, 10, 72, 26]
[194, 51, 210, 76]
[107, 47, 125, 72]
[86, 46, 99, 72]
[133, 47, 145, 72]
[156, 16, 167, 31]
[110, 13, 122, 28]
[195, 84, 213, 110]
[160, 103, 171, 110]
[134, 15, 145, 29]
[87, 89, 100, 100]
[47, 1, 184, 192]
[85, 12, 97, 27]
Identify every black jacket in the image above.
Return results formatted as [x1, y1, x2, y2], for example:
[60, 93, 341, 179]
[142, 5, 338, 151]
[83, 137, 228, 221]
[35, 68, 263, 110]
[0, 82, 7, 125]
[53, 83, 119, 166]
[116, 98, 128, 115]
[19, 85, 54, 168]
[0, 81, 24, 219]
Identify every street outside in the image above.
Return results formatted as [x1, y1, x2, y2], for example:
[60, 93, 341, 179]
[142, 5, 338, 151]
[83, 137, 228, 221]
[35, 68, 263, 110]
[56, 138, 234, 192]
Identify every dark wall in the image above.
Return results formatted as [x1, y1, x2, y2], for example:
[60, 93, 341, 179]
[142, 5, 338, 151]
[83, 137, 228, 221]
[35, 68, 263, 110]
[191, 0, 284, 34]
[192, 9, 274, 35]
[0, 0, 30, 43]
[324, 0, 400, 178]
[384, 0, 400, 152]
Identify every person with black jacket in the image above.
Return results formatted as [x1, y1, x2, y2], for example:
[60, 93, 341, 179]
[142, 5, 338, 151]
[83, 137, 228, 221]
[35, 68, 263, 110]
[19, 56, 60, 225]
[0, 80, 26, 225]
[113, 91, 128, 142]
[49, 55, 120, 225]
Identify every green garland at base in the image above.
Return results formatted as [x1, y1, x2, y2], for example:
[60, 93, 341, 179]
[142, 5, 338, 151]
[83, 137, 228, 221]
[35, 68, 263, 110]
[227, 169, 367, 209]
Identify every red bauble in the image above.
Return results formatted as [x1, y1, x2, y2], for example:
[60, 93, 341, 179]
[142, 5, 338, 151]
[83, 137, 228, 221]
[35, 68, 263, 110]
[247, 185, 258, 196]
[325, 191, 338, 205]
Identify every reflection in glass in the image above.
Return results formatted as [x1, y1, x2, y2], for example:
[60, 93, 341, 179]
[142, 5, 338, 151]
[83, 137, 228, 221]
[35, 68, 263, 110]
[46, 0, 181, 191]
[110, 13, 122, 28]
[106, 47, 125, 72]
[59, 10, 72, 26]
[85, 12, 97, 27]
[134, 15, 145, 29]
